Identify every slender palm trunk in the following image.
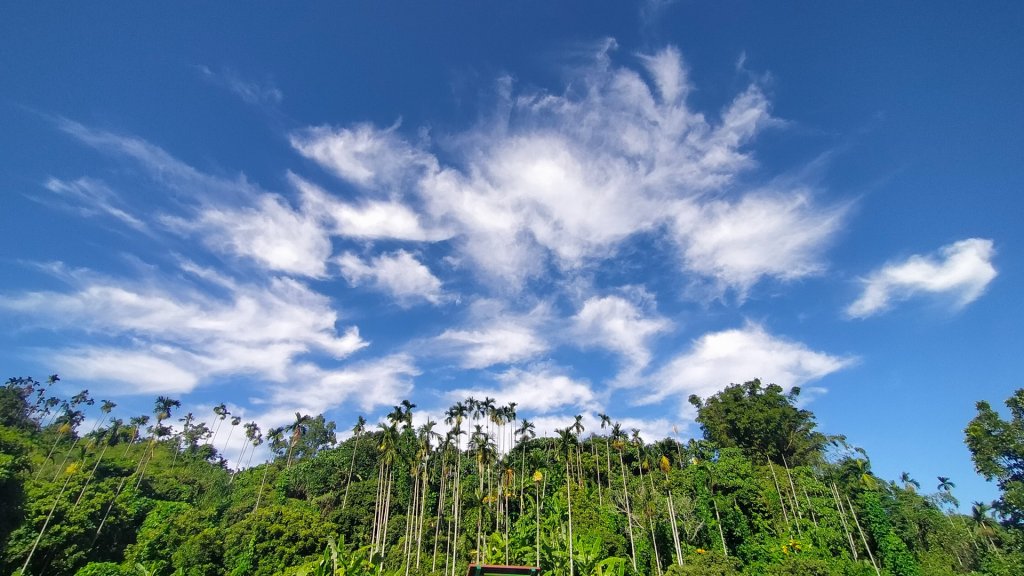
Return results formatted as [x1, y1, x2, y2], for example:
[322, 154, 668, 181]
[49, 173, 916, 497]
[566, 455, 575, 576]
[605, 438, 613, 491]
[801, 485, 819, 528]
[535, 479, 541, 568]
[93, 475, 127, 543]
[372, 462, 386, 551]
[341, 432, 362, 511]
[230, 443, 248, 484]
[768, 461, 792, 530]
[450, 451, 463, 576]
[135, 434, 162, 489]
[845, 494, 880, 576]
[668, 491, 683, 566]
[416, 465, 429, 568]
[22, 474, 74, 574]
[619, 451, 637, 571]
[476, 461, 484, 564]
[593, 442, 602, 505]
[37, 429, 67, 479]
[712, 497, 727, 557]
[51, 436, 84, 481]
[381, 468, 395, 559]
[432, 452, 449, 572]
[222, 424, 237, 456]
[780, 454, 803, 520]
[829, 482, 858, 560]
[404, 469, 419, 576]
[253, 462, 272, 514]
[72, 438, 111, 509]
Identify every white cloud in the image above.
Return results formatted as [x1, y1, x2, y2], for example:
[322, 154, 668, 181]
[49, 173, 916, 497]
[847, 238, 997, 318]
[261, 354, 419, 425]
[674, 191, 846, 295]
[436, 325, 547, 370]
[290, 45, 842, 293]
[571, 293, 671, 370]
[1, 263, 368, 393]
[432, 301, 550, 369]
[523, 412, 676, 445]
[449, 365, 597, 414]
[645, 323, 854, 414]
[290, 123, 436, 189]
[197, 65, 283, 106]
[53, 346, 200, 394]
[41, 177, 148, 232]
[57, 118, 262, 202]
[292, 175, 450, 241]
[164, 194, 332, 277]
[58, 120, 336, 277]
[337, 250, 444, 306]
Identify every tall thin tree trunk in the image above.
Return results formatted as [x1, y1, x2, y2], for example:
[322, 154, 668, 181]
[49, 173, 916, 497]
[72, 438, 111, 509]
[845, 494, 880, 576]
[829, 482, 857, 560]
[417, 466, 429, 568]
[52, 436, 83, 482]
[649, 511, 662, 576]
[780, 454, 803, 519]
[768, 461, 792, 531]
[253, 462, 271, 514]
[619, 451, 637, 571]
[21, 474, 74, 574]
[801, 485, 819, 529]
[713, 497, 727, 557]
[566, 455, 574, 576]
[535, 478, 541, 568]
[451, 451, 463, 576]
[93, 475, 128, 544]
[432, 455, 448, 572]
[668, 491, 683, 566]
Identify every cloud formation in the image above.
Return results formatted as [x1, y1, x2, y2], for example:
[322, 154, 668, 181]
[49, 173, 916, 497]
[571, 292, 671, 372]
[337, 250, 444, 306]
[197, 65, 283, 106]
[40, 177, 148, 233]
[0, 262, 367, 393]
[290, 44, 845, 293]
[847, 238, 997, 318]
[449, 364, 597, 415]
[646, 323, 855, 413]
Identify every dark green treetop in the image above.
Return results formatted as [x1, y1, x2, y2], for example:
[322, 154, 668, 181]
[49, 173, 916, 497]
[688, 378, 828, 466]
[965, 388, 1024, 528]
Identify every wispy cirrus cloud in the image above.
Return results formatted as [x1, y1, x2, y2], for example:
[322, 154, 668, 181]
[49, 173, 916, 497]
[161, 194, 332, 278]
[846, 238, 997, 318]
[196, 65, 283, 106]
[38, 177, 149, 233]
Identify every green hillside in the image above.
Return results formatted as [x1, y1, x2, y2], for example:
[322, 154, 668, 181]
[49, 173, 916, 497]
[2, 376, 1021, 576]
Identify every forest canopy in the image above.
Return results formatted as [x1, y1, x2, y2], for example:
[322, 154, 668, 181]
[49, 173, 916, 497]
[0, 375, 1022, 576]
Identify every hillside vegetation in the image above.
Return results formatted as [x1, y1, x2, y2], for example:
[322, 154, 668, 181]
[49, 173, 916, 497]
[1, 376, 1022, 576]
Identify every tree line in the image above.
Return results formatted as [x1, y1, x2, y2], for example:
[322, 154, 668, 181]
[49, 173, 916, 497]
[0, 375, 1022, 575]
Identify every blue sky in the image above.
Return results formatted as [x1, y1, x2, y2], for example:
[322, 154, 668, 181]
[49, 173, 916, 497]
[2, 1, 1022, 506]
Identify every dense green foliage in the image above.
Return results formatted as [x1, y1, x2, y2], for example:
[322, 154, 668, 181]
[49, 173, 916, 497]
[1, 376, 1021, 576]
[965, 389, 1024, 529]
